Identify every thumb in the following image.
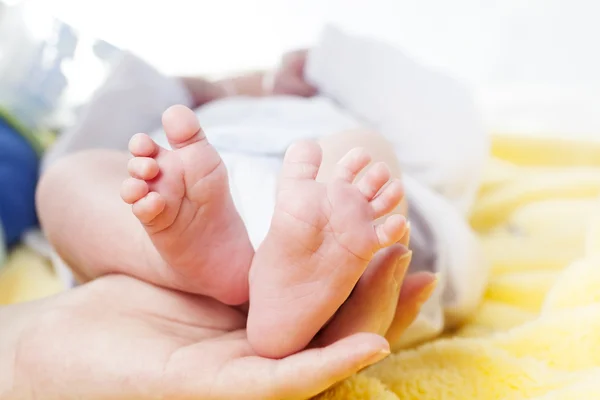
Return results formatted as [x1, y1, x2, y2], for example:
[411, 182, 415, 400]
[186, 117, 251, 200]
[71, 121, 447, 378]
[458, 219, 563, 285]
[255, 333, 390, 400]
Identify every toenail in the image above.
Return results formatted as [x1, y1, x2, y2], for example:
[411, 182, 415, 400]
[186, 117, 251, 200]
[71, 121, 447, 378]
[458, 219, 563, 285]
[393, 250, 412, 285]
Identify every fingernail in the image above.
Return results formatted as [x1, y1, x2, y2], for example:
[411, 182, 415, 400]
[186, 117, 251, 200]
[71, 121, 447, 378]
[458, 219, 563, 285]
[361, 348, 390, 369]
[399, 220, 411, 247]
[394, 250, 412, 284]
[416, 275, 438, 304]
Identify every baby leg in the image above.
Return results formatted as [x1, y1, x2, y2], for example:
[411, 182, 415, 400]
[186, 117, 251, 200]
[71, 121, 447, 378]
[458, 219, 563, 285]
[38, 149, 152, 284]
[38, 105, 254, 305]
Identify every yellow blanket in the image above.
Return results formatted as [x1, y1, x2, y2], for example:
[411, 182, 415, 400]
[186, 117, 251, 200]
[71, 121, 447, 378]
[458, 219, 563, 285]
[2, 134, 600, 399]
[316, 135, 600, 399]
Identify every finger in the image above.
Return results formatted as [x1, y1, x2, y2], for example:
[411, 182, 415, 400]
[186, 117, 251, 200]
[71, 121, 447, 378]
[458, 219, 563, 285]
[276, 76, 318, 97]
[168, 333, 390, 400]
[256, 333, 389, 400]
[398, 221, 411, 247]
[316, 245, 412, 346]
[385, 272, 438, 349]
[282, 49, 310, 74]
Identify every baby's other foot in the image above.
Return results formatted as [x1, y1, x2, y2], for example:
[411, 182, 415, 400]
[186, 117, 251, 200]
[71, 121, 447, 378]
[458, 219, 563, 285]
[247, 141, 406, 358]
[120, 105, 254, 305]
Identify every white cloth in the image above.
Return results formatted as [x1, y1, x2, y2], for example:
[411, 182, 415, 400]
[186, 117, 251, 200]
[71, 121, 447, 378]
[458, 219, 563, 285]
[45, 25, 489, 347]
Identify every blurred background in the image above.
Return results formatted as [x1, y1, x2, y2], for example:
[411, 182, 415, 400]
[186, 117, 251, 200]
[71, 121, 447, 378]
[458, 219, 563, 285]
[2, 0, 599, 135]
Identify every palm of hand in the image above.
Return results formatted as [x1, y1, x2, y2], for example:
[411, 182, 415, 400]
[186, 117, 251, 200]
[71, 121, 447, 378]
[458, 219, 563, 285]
[12, 275, 386, 400]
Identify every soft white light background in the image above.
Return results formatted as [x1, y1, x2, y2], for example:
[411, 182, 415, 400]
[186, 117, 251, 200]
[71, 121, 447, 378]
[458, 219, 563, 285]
[23, 0, 600, 135]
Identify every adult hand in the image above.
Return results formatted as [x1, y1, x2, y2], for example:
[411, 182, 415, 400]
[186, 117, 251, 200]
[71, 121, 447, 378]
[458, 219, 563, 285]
[268, 49, 318, 98]
[7, 275, 391, 400]
[315, 242, 438, 351]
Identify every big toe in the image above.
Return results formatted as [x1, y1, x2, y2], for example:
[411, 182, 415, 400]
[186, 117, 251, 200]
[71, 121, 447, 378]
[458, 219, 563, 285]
[280, 140, 323, 182]
[162, 104, 205, 149]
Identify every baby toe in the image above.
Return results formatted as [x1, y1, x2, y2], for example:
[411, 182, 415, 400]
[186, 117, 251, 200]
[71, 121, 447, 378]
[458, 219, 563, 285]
[370, 179, 404, 219]
[162, 105, 205, 150]
[332, 147, 371, 182]
[129, 133, 158, 157]
[356, 162, 391, 200]
[280, 140, 323, 181]
[128, 157, 160, 180]
[120, 178, 149, 204]
[375, 214, 407, 248]
[132, 192, 166, 224]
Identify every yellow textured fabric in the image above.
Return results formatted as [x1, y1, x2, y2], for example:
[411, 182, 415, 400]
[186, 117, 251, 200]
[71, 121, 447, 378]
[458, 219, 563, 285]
[3, 134, 600, 399]
[485, 271, 558, 312]
[0, 246, 63, 305]
[315, 376, 398, 400]
[315, 134, 600, 399]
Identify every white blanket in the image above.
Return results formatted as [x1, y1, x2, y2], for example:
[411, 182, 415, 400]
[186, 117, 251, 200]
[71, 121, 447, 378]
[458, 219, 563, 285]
[44, 25, 489, 347]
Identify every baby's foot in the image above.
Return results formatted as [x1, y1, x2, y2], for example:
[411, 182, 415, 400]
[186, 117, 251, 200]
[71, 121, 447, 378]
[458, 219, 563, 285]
[247, 141, 406, 358]
[120, 105, 254, 305]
